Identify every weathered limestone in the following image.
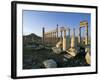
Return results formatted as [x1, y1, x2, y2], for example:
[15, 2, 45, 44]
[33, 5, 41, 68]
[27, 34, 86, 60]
[63, 29, 67, 51]
[52, 47, 62, 54]
[56, 24, 59, 43]
[85, 46, 91, 64]
[43, 59, 57, 68]
[42, 27, 45, 44]
[68, 28, 70, 37]
[85, 48, 91, 64]
[54, 31, 56, 44]
[66, 28, 77, 57]
[43, 26, 59, 46]
[56, 27, 71, 50]
[66, 28, 71, 49]
[85, 52, 91, 64]
[80, 21, 88, 45]
[71, 28, 75, 48]
[85, 25, 88, 45]
[56, 40, 62, 48]
[60, 27, 63, 42]
[43, 21, 89, 54]
[43, 26, 71, 48]
[78, 28, 81, 44]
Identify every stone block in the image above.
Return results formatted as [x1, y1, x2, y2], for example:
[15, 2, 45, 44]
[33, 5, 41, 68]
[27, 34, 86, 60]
[43, 59, 57, 68]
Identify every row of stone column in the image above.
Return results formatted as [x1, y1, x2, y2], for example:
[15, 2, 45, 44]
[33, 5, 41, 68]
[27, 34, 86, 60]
[42, 21, 88, 48]
[59, 27, 70, 51]
[42, 26, 59, 45]
[60, 25, 88, 51]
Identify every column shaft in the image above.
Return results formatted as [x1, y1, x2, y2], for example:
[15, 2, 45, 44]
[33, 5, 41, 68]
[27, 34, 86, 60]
[71, 29, 75, 48]
[85, 26, 88, 45]
[78, 28, 81, 44]
[63, 30, 67, 51]
[42, 27, 45, 44]
[60, 31, 62, 41]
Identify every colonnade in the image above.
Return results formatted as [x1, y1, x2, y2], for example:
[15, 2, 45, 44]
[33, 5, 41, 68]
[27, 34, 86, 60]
[42, 25, 58, 46]
[42, 21, 88, 48]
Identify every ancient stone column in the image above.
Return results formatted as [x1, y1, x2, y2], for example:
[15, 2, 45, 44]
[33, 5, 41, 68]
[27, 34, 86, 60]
[66, 28, 77, 57]
[42, 27, 45, 44]
[56, 25, 58, 43]
[48, 32, 50, 44]
[85, 24, 88, 45]
[50, 32, 52, 44]
[46, 33, 48, 44]
[60, 30, 63, 42]
[47, 33, 49, 44]
[55, 32, 57, 43]
[78, 28, 81, 44]
[63, 29, 67, 51]
[67, 28, 70, 49]
[52, 32, 54, 45]
[48, 33, 50, 44]
[71, 28, 75, 48]
[54, 31, 56, 44]
[45, 33, 46, 44]
[52, 31, 55, 45]
[68, 28, 70, 37]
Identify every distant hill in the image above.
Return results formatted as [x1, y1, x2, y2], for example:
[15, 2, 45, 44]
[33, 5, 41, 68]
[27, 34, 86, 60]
[23, 33, 42, 44]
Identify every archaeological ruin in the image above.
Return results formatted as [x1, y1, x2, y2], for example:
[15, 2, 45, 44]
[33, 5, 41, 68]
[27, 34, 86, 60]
[42, 21, 90, 64]
[23, 21, 91, 69]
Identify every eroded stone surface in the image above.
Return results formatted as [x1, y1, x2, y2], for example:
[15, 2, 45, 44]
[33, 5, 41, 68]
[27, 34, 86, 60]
[52, 47, 62, 54]
[43, 59, 57, 68]
[85, 52, 91, 64]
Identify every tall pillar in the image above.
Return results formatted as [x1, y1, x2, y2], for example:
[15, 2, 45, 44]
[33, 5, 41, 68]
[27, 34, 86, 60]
[71, 28, 75, 48]
[51, 32, 54, 45]
[46, 33, 48, 44]
[68, 28, 70, 37]
[45, 33, 47, 44]
[78, 28, 81, 44]
[60, 30, 63, 41]
[67, 28, 70, 49]
[56, 24, 58, 43]
[54, 31, 56, 44]
[63, 29, 67, 51]
[48, 33, 50, 44]
[47, 33, 49, 44]
[42, 27, 45, 44]
[50, 32, 52, 44]
[55, 32, 57, 43]
[85, 24, 88, 45]
[66, 28, 77, 57]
